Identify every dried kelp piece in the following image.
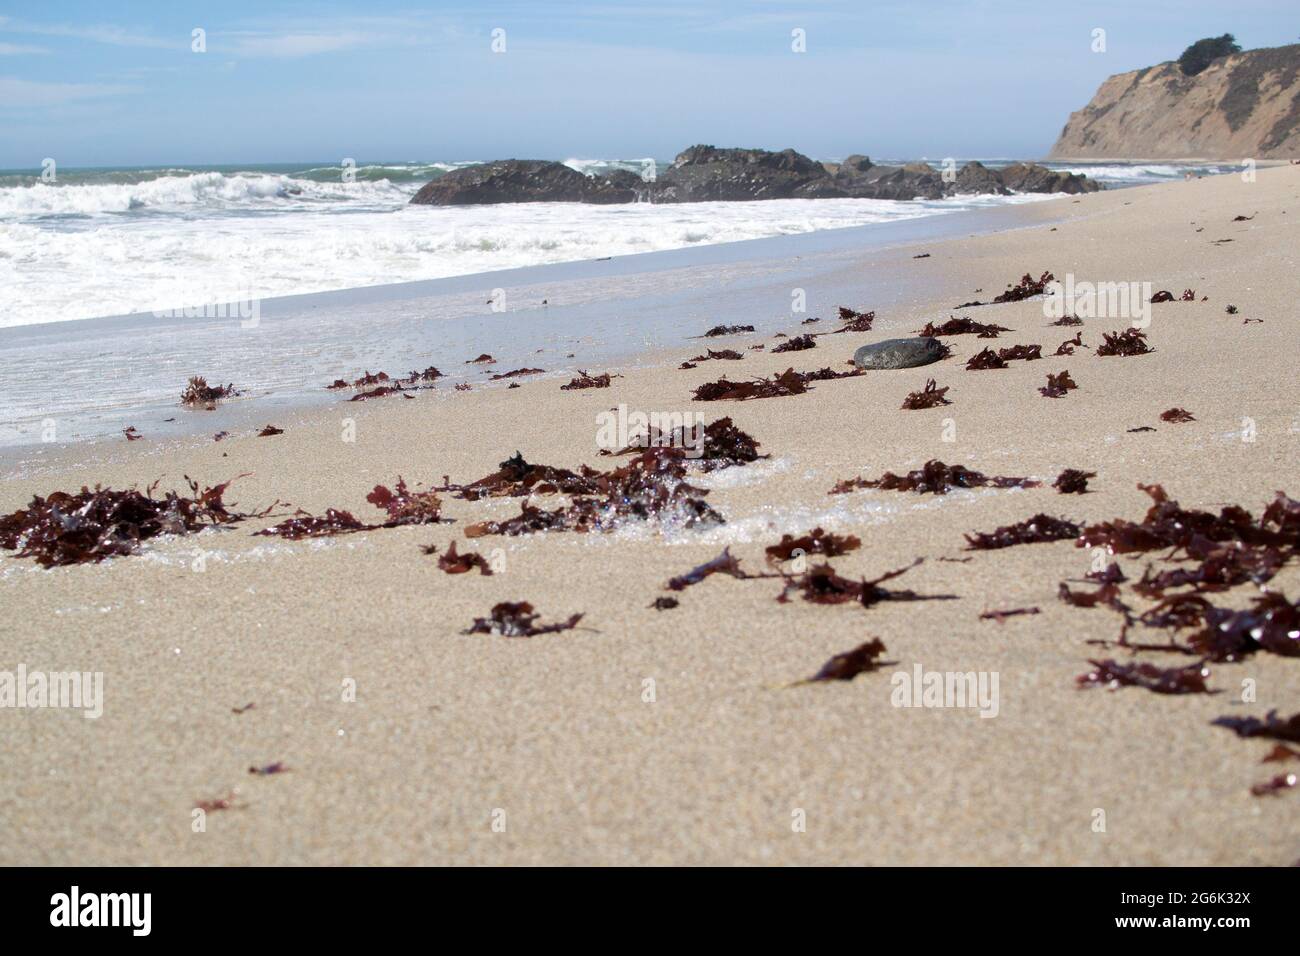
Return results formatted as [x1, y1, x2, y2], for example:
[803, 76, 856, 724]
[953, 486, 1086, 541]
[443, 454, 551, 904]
[901, 378, 951, 410]
[997, 344, 1042, 361]
[601, 417, 764, 472]
[257, 425, 284, 437]
[703, 324, 755, 337]
[979, 607, 1040, 622]
[1212, 710, 1300, 743]
[765, 527, 862, 565]
[0, 476, 257, 566]
[1225, 304, 1238, 315]
[1180, 289, 1197, 301]
[1160, 408, 1195, 423]
[255, 508, 377, 539]
[1134, 543, 1286, 597]
[1187, 592, 1300, 660]
[965, 347, 1007, 370]
[771, 334, 816, 354]
[463, 601, 583, 637]
[777, 558, 950, 607]
[1089, 562, 1127, 584]
[832, 308, 875, 332]
[560, 371, 615, 390]
[180, 376, 239, 408]
[994, 271, 1055, 303]
[445, 451, 600, 500]
[1039, 370, 1078, 397]
[830, 459, 1039, 496]
[350, 385, 405, 401]
[965, 514, 1080, 550]
[917, 316, 1010, 338]
[1263, 744, 1300, 763]
[365, 478, 443, 526]
[405, 366, 443, 383]
[693, 367, 809, 402]
[249, 762, 290, 776]
[1050, 315, 1083, 327]
[666, 547, 751, 590]
[1076, 484, 1300, 556]
[1076, 659, 1213, 694]
[232, 702, 255, 714]
[798, 638, 889, 683]
[1150, 290, 1175, 303]
[465, 449, 724, 536]
[798, 366, 866, 382]
[491, 367, 545, 380]
[650, 596, 679, 610]
[466, 353, 496, 364]
[1096, 329, 1153, 356]
[802, 317, 820, 325]
[679, 361, 698, 369]
[1054, 332, 1086, 356]
[437, 540, 493, 575]
[1251, 773, 1298, 796]
[123, 426, 142, 441]
[689, 349, 743, 362]
[1128, 426, 1156, 433]
[1058, 581, 1128, 613]
[1053, 469, 1094, 494]
[1233, 214, 1255, 222]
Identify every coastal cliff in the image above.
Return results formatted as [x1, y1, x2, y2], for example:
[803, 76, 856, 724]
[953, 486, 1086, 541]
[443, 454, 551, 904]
[1050, 44, 1300, 160]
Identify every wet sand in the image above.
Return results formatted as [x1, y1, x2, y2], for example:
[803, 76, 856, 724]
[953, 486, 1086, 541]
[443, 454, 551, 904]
[2, 166, 1298, 865]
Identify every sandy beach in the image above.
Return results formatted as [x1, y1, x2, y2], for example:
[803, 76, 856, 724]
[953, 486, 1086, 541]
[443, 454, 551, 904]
[2, 167, 1298, 866]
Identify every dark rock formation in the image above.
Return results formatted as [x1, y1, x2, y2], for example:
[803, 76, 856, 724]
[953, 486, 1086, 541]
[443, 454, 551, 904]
[853, 337, 948, 370]
[409, 146, 1100, 206]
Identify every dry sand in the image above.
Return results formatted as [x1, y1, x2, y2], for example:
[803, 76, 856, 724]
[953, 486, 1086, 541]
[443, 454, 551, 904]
[2, 167, 1299, 865]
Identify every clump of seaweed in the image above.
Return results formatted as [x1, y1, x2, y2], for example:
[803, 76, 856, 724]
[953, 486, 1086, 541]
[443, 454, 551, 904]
[997, 344, 1042, 361]
[689, 349, 744, 362]
[600, 417, 765, 472]
[0, 476, 259, 566]
[1150, 290, 1175, 303]
[1096, 329, 1153, 357]
[1212, 710, 1300, 743]
[1054, 332, 1086, 356]
[255, 508, 376, 540]
[994, 271, 1055, 303]
[777, 558, 952, 608]
[491, 367, 545, 380]
[650, 596, 679, 610]
[437, 540, 493, 575]
[901, 378, 951, 409]
[257, 425, 284, 437]
[830, 460, 1039, 496]
[123, 426, 143, 441]
[704, 324, 755, 337]
[917, 316, 1010, 338]
[466, 354, 496, 364]
[1160, 408, 1195, 423]
[464, 602, 583, 637]
[666, 547, 752, 590]
[365, 478, 444, 526]
[833, 308, 875, 332]
[1039, 370, 1078, 397]
[560, 371, 615, 390]
[965, 514, 1080, 550]
[181, 376, 239, 408]
[1050, 315, 1083, 326]
[1053, 469, 1095, 494]
[793, 638, 890, 684]
[1076, 659, 1213, 694]
[965, 347, 1007, 370]
[442, 452, 601, 500]
[765, 528, 862, 565]
[771, 334, 816, 354]
[1251, 774, 1298, 797]
[693, 365, 862, 402]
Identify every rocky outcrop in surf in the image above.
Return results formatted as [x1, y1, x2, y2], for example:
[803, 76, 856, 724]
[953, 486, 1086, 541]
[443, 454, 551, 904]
[408, 147, 1100, 206]
[1049, 43, 1300, 160]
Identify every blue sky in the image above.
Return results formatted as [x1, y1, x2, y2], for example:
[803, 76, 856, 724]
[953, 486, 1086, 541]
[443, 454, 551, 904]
[0, 1, 1294, 167]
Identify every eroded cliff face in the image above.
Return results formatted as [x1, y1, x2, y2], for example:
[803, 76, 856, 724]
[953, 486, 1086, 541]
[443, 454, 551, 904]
[1049, 44, 1300, 160]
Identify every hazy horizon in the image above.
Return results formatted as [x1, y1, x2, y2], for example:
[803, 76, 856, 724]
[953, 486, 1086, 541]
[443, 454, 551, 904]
[1, 1, 1294, 169]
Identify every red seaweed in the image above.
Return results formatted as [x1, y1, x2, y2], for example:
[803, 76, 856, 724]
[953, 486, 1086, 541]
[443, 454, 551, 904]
[997, 344, 1042, 361]
[765, 528, 862, 565]
[918, 316, 1010, 338]
[1053, 468, 1094, 494]
[965, 514, 1080, 550]
[1160, 408, 1195, 423]
[771, 334, 816, 353]
[436, 540, 494, 575]
[464, 601, 583, 637]
[1096, 329, 1153, 357]
[1039, 369, 1077, 397]
[560, 370, 615, 390]
[831, 460, 1038, 496]
[180, 376, 239, 408]
[797, 638, 890, 683]
[901, 378, 952, 409]
[1213, 710, 1300, 743]
[1076, 659, 1213, 694]
[965, 347, 1007, 370]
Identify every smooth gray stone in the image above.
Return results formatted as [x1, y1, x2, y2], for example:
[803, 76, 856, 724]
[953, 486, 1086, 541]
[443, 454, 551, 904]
[853, 336, 947, 370]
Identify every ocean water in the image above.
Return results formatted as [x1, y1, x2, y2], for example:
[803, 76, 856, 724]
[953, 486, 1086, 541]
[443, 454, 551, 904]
[0, 158, 1224, 330]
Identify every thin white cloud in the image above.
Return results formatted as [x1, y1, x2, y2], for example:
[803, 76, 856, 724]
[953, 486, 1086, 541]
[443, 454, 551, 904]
[2, 20, 175, 49]
[0, 41, 49, 55]
[0, 75, 132, 107]
[225, 31, 373, 58]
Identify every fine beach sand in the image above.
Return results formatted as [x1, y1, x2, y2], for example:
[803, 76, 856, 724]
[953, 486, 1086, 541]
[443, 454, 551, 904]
[3, 167, 1298, 866]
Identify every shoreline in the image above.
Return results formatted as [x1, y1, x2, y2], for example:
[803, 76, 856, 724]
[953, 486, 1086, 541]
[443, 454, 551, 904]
[2, 166, 1298, 865]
